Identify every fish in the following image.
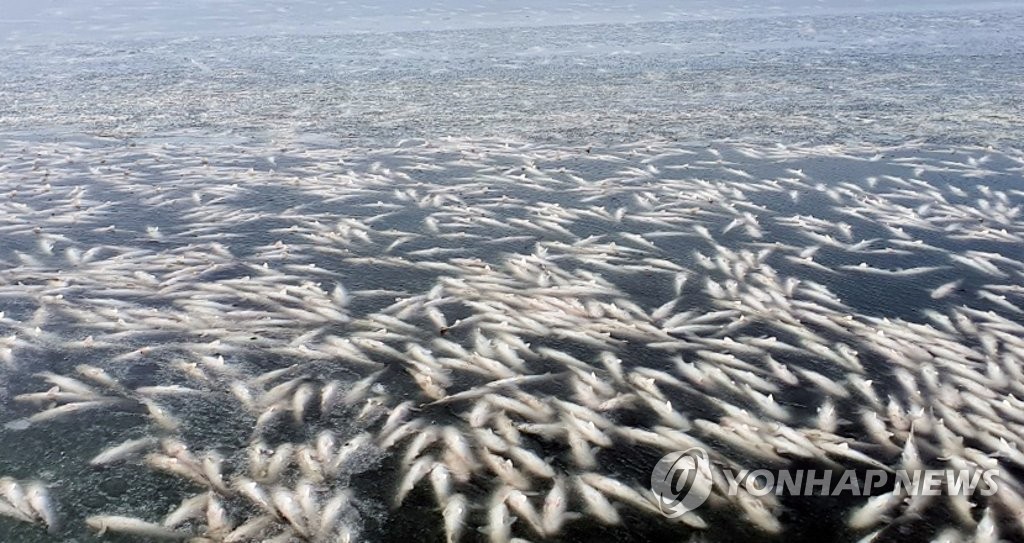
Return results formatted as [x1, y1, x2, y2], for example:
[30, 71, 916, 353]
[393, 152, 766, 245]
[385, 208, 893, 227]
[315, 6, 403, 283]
[430, 462, 452, 505]
[574, 476, 620, 525]
[90, 436, 160, 466]
[224, 514, 275, 543]
[86, 515, 187, 539]
[737, 492, 781, 534]
[541, 476, 568, 536]
[23, 482, 56, 532]
[505, 487, 544, 535]
[487, 492, 516, 543]
[233, 478, 276, 516]
[847, 492, 902, 530]
[0, 496, 33, 524]
[163, 492, 208, 527]
[271, 487, 309, 538]
[395, 456, 435, 507]
[974, 507, 999, 543]
[317, 490, 351, 541]
[294, 481, 319, 534]
[931, 279, 963, 299]
[443, 493, 468, 543]
[29, 400, 122, 423]
[205, 493, 232, 537]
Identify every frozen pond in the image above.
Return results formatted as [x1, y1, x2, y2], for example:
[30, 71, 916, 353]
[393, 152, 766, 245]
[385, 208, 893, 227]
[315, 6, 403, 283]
[1, 2, 1023, 543]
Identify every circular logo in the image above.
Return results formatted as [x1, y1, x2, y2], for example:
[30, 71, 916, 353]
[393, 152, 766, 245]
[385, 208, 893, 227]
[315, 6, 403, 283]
[650, 447, 713, 518]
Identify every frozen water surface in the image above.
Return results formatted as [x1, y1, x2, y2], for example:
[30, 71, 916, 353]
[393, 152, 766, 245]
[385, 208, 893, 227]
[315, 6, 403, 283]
[0, 2, 1023, 543]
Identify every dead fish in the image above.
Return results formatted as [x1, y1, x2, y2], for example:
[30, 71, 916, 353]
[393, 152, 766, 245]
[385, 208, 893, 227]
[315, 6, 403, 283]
[443, 493, 468, 543]
[90, 437, 160, 466]
[86, 515, 187, 539]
